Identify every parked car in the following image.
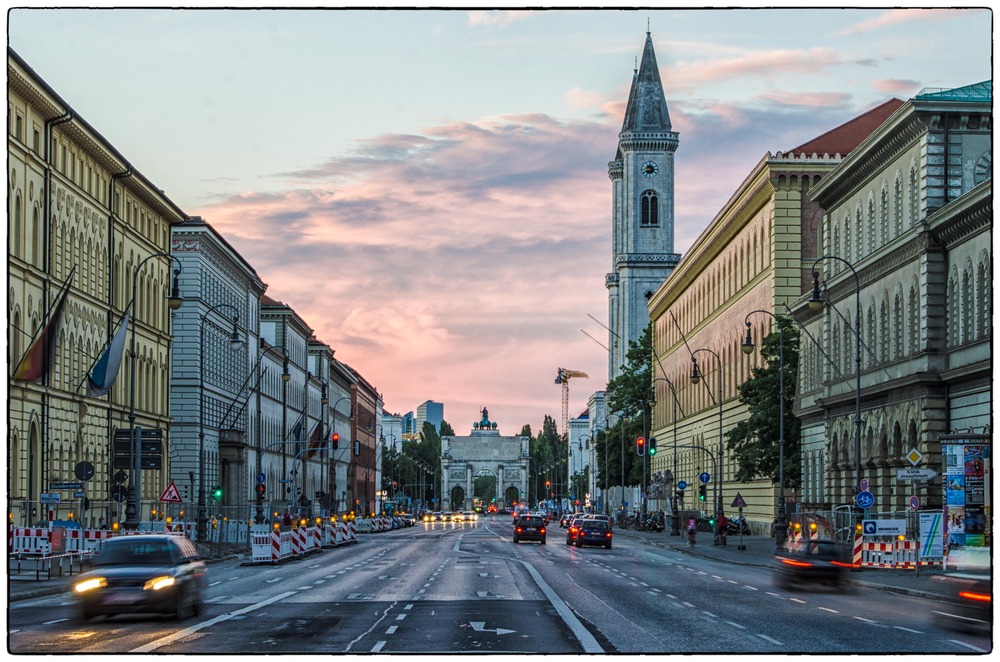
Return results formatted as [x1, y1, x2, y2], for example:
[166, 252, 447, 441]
[773, 539, 852, 590]
[513, 515, 547, 544]
[574, 519, 613, 549]
[73, 534, 206, 622]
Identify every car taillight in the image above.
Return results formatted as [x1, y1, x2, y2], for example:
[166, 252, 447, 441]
[606, 532, 612, 537]
[570, 527, 577, 533]
[540, 528, 545, 534]
[959, 590, 991, 603]
[830, 560, 856, 568]
[516, 527, 523, 533]
[780, 558, 814, 568]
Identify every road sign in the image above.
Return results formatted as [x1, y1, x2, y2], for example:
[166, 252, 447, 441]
[50, 481, 83, 490]
[895, 467, 938, 481]
[40, 492, 61, 504]
[677, 480, 687, 490]
[699, 472, 710, 484]
[113, 469, 128, 485]
[905, 448, 923, 466]
[862, 519, 905, 536]
[110, 485, 128, 503]
[256, 472, 266, 483]
[75, 461, 95, 481]
[855, 490, 874, 509]
[731, 492, 746, 508]
[909, 495, 920, 510]
[859, 479, 869, 492]
[159, 480, 183, 503]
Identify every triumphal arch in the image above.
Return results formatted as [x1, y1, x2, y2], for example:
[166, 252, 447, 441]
[441, 408, 529, 511]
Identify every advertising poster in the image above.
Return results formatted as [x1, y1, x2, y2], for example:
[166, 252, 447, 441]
[943, 444, 964, 475]
[919, 512, 944, 559]
[945, 474, 966, 506]
[941, 437, 991, 550]
[946, 506, 966, 547]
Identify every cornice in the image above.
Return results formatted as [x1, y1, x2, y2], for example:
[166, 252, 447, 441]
[615, 253, 681, 268]
[929, 181, 992, 247]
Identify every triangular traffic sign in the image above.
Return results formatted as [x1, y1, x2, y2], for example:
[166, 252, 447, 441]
[159, 479, 183, 503]
[731, 492, 746, 508]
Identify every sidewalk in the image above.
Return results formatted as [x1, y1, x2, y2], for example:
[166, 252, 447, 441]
[616, 526, 955, 601]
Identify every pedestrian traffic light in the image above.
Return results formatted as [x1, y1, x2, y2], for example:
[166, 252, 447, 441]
[212, 486, 223, 500]
[255, 482, 266, 498]
[698, 484, 706, 501]
[648, 437, 657, 456]
[636, 436, 646, 456]
[331, 433, 339, 450]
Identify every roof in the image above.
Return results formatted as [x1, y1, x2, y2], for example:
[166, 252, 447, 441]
[785, 98, 904, 156]
[914, 80, 991, 102]
[620, 32, 672, 133]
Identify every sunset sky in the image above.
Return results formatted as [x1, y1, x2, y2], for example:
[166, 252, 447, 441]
[8, 6, 992, 436]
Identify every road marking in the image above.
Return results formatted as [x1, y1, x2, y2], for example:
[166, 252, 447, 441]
[404, 604, 414, 610]
[682, 602, 695, 608]
[712, 575, 723, 580]
[727, 580, 738, 584]
[640, 582, 649, 587]
[131, 591, 297, 653]
[647, 590, 658, 596]
[396, 614, 407, 621]
[209, 581, 222, 586]
[818, 607, 839, 614]
[893, 626, 920, 633]
[666, 594, 676, 599]
[702, 611, 718, 618]
[371, 641, 387, 653]
[651, 588, 661, 593]
[757, 634, 784, 646]
[765, 591, 780, 597]
[385, 626, 398, 634]
[853, 616, 878, 624]
[297, 586, 313, 590]
[726, 621, 745, 629]
[790, 598, 807, 604]
[42, 619, 69, 625]
[950, 640, 988, 652]
[744, 586, 758, 591]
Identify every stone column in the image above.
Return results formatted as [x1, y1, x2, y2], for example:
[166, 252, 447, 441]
[465, 464, 473, 510]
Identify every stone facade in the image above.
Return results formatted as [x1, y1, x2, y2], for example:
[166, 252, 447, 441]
[441, 410, 529, 511]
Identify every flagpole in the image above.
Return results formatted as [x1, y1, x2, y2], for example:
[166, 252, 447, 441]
[76, 306, 131, 396]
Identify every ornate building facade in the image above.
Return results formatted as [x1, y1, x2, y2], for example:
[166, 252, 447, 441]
[795, 82, 992, 517]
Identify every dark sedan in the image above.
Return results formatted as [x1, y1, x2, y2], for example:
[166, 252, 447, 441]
[73, 534, 206, 621]
[513, 515, 546, 544]
[773, 539, 853, 590]
[574, 520, 612, 549]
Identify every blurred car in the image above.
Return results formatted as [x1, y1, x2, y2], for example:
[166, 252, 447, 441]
[441, 511, 455, 522]
[460, 511, 477, 522]
[565, 518, 585, 545]
[497, 508, 511, 515]
[574, 519, 612, 549]
[73, 534, 206, 622]
[931, 547, 991, 632]
[401, 514, 416, 527]
[532, 511, 550, 525]
[773, 539, 853, 590]
[421, 512, 435, 523]
[513, 515, 547, 544]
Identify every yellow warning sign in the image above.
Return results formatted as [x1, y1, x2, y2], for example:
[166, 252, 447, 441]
[159, 479, 183, 503]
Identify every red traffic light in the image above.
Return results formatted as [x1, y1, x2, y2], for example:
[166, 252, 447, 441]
[636, 436, 646, 456]
[255, 483, 266, 497]
[331, 433, 340, 449]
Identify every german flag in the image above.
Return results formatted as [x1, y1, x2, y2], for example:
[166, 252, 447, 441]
[13, 271, 73, 383]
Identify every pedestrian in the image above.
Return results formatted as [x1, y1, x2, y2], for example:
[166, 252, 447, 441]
[687, 517, 697, 546]
[716, 513, 729, 546]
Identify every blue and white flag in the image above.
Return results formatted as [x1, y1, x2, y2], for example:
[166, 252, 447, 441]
[87, 313, 130, 397]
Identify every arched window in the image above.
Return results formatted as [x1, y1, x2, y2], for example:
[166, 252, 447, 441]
[640, 191, 658, 227]
[962, 265, 974, 344]
[855, 207, 864, 259]
[977, 255, 991, 339]
[893, 177, 903, 237]
[833, 318, 841, 374]
[843, 312, 853, 376]
[866, 305, 876, 369]
[909, 166, 919, 226]
[879, 296, 889, 363]
[843, 214, 852, 262]
[13, 195, 22, 258]
[893, 291, 903, 359]
[31, 207, 40, 266]
[879, 188, 889, 245]
[948, 270, 959, 346]
[908, 284, 919, 355]
[867, 198, 876, 254]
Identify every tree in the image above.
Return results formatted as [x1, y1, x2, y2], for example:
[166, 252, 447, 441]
[602, 324, 653, 491]
[724, 316, 801, 488]
[439, 420, 455, 437]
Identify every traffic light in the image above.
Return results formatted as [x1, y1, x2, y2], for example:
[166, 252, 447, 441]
[255, 482, 266, 498]
[698, 484, 706, 501]
[648, 437, 657, 457]
[212, 486, 223, 500]
[354, 440, 361, 456]
[331, 433, 340, 450]
[636, 436, 646, 456]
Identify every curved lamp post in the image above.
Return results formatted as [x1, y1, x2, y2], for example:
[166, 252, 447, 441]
[651, 376, 682, 535]
[808, 256, 863, 507]
[125, 254, 182, 531]
[197, 303, 243, 543]
[741, 309, 785, 550]
[689, 349, 723, 519]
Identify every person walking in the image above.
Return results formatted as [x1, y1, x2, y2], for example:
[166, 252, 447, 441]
[687, 517, 697, 546]
[716, 513, 729, 546]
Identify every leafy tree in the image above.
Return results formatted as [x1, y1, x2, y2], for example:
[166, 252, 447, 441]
[724, 316, 801, 488]
[439, 420, 455, 437]
[601, 324, 653, 491]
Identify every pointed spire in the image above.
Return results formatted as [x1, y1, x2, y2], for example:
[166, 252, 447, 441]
[620, 32, 672, 133]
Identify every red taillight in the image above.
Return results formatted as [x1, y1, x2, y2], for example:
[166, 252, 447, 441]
[540, 528, 546, 534]
[959, 591, 992, 603]
[570, 527, 578, 533]
[515, 527, 523, 533]
[606, 532, 612, 537]
[830, 560, 857, 568]
[780, 558, 814, 568]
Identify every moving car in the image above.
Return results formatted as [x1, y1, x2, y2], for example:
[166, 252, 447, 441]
[513, 515, 546, 544]
[460, 511, 478, 522]
[931, 547, 991, 632]
[574, 519, 613, 549]
[583, 513, 613, 531]
[73, 534, 206, 621]
[441, 511, 455, 522]
[565, 518, 585, 545]
[773, 539, 853, 590]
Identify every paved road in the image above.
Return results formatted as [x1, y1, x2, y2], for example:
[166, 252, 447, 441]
[7, 517, 992, 654]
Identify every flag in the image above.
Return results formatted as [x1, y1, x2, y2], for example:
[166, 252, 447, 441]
[86, 312, 130, 397]
[289, 413, 304, 456]
[305, 421, 324, 460]
[13, 273, 72, 383]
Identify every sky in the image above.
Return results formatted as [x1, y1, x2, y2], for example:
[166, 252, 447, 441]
[7, 5, 993, 437]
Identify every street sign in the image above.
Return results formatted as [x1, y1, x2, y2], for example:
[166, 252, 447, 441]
[40, 492, 61, 504]
[731, 492, 746, 508]
[50, 481, 83, 490]
[75, 461, 95, 481]
[113, 469, 128, 485]
[699, 472, 710, 484]
[159, 480, 183, 503]
[859, 479, 869, 492]
[677, 481, 687, 490]
[73, 491, 86, 499]
[862, 519, 906, 536]
[909, 495, 920, 510]
[256, 472, 266, 483]
[110, 485, 128, 503]
[895, 467, 938, 481]
[855, 490, 875, 509]
[905, 448, 923, 466]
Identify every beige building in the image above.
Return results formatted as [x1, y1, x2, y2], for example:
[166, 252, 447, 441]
[8, 49, 186, 526]
[795, 82, 992, 519]
[647, 102, 901, 532]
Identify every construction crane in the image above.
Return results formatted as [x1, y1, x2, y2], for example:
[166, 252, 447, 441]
[554, 368, 589, 439]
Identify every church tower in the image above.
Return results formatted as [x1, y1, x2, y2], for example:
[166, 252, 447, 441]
[607, 32, 681, 380]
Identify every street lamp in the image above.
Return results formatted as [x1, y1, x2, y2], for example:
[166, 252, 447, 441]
[319, 382, 329, 512]
[197, 303, 243, 543]
[689, 348, 723, 519]
[651, 377, 683, 536]
[741, 310, 786, 550]
[809, 256, 863, 510]
[280, 348, 290, 511]
[125, 254, 182, 530]
[330, 396, 353, 516]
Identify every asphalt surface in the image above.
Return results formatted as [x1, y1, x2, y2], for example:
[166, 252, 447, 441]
[4, 525, 962, 604]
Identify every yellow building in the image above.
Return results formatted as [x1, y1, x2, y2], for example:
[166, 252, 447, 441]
[647, 102, 901, 533]
[8, 49, 186, 527]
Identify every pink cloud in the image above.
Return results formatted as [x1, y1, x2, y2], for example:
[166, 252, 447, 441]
[832, 8, 977, 37]
[874, 79, 920, 94]
[669, 48, 845, 92]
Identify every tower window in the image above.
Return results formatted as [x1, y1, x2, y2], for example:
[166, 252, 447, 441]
[641, 190, 659, 227]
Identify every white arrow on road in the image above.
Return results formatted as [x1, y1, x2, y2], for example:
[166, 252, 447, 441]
[469, 621, 516, 636]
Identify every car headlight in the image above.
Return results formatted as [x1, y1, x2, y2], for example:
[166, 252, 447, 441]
[75, 577, 107, 593]
[144, 576, 177, 591]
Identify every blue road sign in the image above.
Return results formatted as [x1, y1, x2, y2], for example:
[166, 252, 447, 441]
[256, 472, 266, 483]
[677, 480, 687, 490]
[699, 472, 710, 484]
[862, 520, 878, 535]
[855, 490, 875, 509]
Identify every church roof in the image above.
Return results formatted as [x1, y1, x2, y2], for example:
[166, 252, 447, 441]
[785, 98, 904, 157]
[620, 32, 672, 133]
